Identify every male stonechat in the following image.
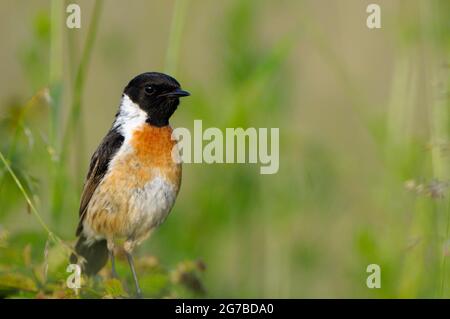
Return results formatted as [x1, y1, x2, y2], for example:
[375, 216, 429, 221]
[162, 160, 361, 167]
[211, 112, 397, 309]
[70, 72, 190, 297]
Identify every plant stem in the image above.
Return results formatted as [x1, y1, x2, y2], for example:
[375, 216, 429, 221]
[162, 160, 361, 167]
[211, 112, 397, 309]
[1, 149, 76, 256]
[0, 151, 56, 243]
[61, 0, 103, 160]
[49, 0, 64, 148]
[165, 0, 189, 76]
[50, 0, 103, 225]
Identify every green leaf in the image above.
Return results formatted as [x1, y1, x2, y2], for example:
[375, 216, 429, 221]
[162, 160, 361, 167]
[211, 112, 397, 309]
[0, 273, 38, 292]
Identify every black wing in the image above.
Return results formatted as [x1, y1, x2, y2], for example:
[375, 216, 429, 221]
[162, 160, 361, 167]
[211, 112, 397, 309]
[75, 127, 124, 236]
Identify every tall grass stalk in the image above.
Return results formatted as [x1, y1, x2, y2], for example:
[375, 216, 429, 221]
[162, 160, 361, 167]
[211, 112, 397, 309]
[49, 0, 64, 148]
[443, 198, 450, 296]
[429, 64, 449, 297]
[421, 0, 450, 298]
[50, 0, 103, 225]
[165, 0, 189, 76]
[61, 0, 103, 161]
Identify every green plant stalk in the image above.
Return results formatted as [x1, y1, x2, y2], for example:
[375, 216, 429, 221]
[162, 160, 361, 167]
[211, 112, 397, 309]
[48, 0, 65, 226]
[430, 68, 450, 298]
[425, 25, 449, 302]
[165, 0, 189, 76]
[65, 0, 79, 88]
[62, 0, 103, 159]
[431, 85, 449, 297]
[51, 0, 103, 224]
[49, 0, 64, 149]
[0, 150, 77, 260]
[0, 151, 57, 245]
[442, 197, 450, 297]
[67, 0, 103, 190]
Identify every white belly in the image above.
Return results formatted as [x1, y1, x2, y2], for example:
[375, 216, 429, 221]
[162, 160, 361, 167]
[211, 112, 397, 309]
[128, 175, 178, 237]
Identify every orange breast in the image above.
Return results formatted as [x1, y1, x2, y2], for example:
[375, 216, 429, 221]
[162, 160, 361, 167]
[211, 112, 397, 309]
[130, 124, 181, 187]
[131, 125, 176, 165]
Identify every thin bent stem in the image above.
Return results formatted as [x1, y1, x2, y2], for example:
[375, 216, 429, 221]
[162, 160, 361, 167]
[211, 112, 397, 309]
[0, 151, 54, 240]
[0, 151, 75, 254]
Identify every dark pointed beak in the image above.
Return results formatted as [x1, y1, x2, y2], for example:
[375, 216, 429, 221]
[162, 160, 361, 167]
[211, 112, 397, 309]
[165, 88, 190, 98]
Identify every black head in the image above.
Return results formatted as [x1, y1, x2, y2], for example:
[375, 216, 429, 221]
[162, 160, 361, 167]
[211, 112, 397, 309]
[123, 72, 190, 127]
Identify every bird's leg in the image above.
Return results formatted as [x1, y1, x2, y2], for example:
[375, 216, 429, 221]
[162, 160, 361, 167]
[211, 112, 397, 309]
[107, 238, 118, 279]
[109, 250, 119, 279]
[126, 252, 142, 298]
[124, 240, 142, 298]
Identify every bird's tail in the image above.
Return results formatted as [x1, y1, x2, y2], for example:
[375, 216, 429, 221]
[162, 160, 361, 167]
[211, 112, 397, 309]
[70, 235, 108, 276]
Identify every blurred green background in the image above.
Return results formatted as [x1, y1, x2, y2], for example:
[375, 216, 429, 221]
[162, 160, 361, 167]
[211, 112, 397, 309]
[0, 0, 449, 298]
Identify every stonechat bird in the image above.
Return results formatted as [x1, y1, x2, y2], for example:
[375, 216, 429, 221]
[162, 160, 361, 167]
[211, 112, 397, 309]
[70, 72, 190, 297]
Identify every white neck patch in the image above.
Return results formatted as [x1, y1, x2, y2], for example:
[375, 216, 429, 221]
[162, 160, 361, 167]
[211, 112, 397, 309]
[113, 94, 147, 141]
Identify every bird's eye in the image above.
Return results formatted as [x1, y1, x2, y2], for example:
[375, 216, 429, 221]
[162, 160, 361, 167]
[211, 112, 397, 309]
[144, 86, 154, 95]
